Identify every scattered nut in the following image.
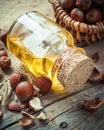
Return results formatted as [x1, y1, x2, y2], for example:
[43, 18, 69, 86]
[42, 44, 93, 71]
[19, 111, 35, 127]
[88, 67, 102, 83]
[16, 81, 34, 102]
[76, 0, 92, 11]
[35, 76, 52, 93]
[29, 97, 43, 111]
[8, 101, 21, 111]
[70, 8, 84, 22]
[91, 52, 100, 63]
[0, 56, 11, 71]
[83, 98, 103, 111]
[37, 112, 47, 120]
[61, 0, 75, 9]
[10, 73, 27, 90]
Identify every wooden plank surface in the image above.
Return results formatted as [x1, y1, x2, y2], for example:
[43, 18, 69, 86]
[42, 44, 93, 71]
[3, 83, 104, 130]
[0, 39, 104, 130]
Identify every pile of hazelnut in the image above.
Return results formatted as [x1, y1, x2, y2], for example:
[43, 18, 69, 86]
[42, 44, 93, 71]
[7, 74, 52, 126]
[61, 0, 104, 24]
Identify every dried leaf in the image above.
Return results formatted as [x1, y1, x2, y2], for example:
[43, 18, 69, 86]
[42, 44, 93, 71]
[91, 52, 100, 62]
[19, 111, 35, 127]
[83, 98, 103, 111]
[88, 67, 102, 83]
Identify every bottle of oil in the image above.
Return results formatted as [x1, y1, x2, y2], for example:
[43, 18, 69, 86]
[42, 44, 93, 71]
[7, 11, 94, 92]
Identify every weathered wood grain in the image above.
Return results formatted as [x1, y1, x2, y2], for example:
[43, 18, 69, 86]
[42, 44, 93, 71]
[2, 83, 104, 130]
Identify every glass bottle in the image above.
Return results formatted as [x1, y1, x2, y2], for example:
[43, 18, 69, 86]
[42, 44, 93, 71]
[7, 11, 93, 91]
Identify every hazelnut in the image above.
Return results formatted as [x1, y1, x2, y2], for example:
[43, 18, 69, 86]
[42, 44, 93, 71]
[16, 81, 34, 102]
[0, 56, 11, 70]
[76, 0, 92, 11]
[10, 73, 27, 90]
[93, 0, 104, 4]
[86, 8, 103, 24]
[8, 101, 21, 111]
[0, 50, 7, 57]
[61, 0, 75, 9]
[70, 8, 84, 22]
[35, 76, 52, 93]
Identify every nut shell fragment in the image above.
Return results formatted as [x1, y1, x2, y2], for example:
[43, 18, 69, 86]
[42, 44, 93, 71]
[83, 98, 103, 111]
[88, 67, 102, 83]
[37, 112, 47, 120]
[91, 52, 100, 62]
[29, 97, 43, 111]
[19, 111, 35, 127]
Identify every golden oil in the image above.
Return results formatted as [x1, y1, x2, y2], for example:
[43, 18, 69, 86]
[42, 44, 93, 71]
[7, 11, 84, 90]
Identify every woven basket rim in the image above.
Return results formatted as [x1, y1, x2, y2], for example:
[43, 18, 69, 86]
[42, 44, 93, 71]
[49, 0, 104, 35]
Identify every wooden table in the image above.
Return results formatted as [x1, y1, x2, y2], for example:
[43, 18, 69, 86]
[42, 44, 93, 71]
[0, 40, 104, 130]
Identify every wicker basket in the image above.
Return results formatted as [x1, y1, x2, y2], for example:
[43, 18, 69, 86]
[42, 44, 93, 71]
[49, 0, 104, 46]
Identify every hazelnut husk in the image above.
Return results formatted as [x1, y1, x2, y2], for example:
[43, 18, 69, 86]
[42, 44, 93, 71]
[0, 56, 11, 70]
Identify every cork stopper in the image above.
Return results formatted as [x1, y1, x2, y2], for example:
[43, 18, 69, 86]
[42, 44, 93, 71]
[52, 47, 94, 93]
